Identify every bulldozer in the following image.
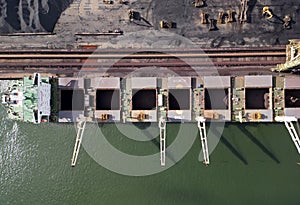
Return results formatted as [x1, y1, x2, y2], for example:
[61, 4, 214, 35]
[103, 0, 113, 4]
[159, 21, 176, 29]
[226, 9, 233, 23]
[283, 15, 292, 29]
[193, 0, 205, 7]
[200, 12, 207, 24]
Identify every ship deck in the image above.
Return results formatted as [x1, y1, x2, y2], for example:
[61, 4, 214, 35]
[57, 75, 300, 123]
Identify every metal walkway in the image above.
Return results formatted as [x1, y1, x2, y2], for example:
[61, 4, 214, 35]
[159, 117, 166, 166]
[196, 116, 210, 165]
[275, 116, 300, 154]
[71, 120, 87, 167]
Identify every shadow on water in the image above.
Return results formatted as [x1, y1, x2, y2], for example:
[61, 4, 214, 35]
[150, 137, 160, 149]
[140, 123, 177, 164]
[133, 122, 152, 130]
[239, 125, 280, 164]
[211, 126, 248, 165]
[149, 136, 177, 164]
[154, 182, 204, 205]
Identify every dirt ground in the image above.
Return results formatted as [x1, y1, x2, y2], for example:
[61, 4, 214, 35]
[0, 0, 299, 48]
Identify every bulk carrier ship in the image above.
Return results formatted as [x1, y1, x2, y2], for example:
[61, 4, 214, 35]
[1, 40, 300, 166]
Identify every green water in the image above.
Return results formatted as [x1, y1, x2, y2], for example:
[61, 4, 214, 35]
[0, 106, 300, 205]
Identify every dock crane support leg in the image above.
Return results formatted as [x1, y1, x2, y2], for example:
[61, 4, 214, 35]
[71, 120, 87, 167]
[159, 117, 166, 166]
[196, 117, 210, 165]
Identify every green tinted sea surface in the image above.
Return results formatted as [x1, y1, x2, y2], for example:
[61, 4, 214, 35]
[0, 106, 300, 205]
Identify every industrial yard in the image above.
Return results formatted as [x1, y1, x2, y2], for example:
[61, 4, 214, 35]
[0, 0, 299, 49]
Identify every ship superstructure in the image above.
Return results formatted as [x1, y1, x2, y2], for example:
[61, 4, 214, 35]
[1, 73, 51, 123]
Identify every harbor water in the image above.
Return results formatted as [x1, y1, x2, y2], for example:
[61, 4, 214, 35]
[1, 104, 300, 204]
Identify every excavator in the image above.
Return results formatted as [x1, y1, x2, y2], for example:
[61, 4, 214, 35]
[128, 9, 141, 21]
[103, 0, 113, 4]
[262, 6, 273, 19]
[263, 6, 292, 29]
[159, 21, 176, 29]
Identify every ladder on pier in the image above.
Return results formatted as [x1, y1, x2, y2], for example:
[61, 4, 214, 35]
[159, 117, 166, 166]
[196, 116, 210, 165]
[275, 116, 300, 154]
[71, 120, 87, 167]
